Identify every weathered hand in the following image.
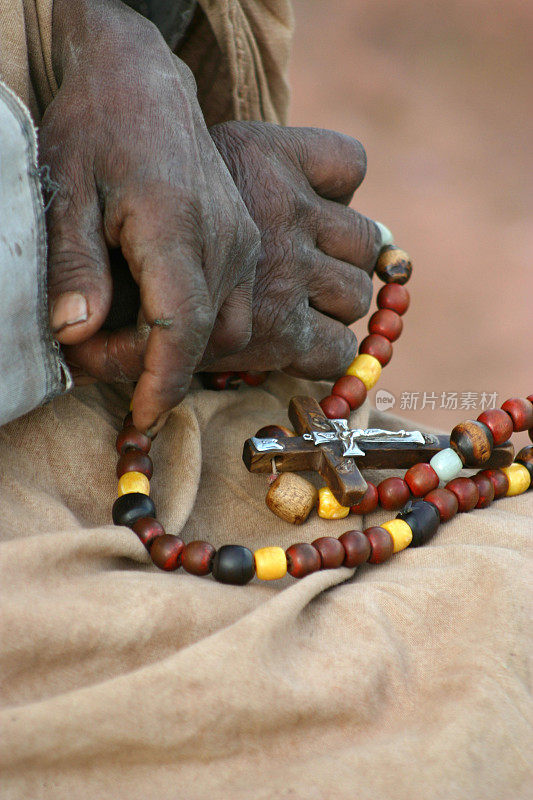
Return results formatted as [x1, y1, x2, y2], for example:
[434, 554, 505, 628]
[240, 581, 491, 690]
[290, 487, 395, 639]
[41, 0, 259, 432]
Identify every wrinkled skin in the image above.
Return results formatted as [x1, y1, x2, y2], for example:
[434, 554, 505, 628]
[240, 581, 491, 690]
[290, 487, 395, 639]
[41, 0, 260, 433]
[67, 122, 382, 384]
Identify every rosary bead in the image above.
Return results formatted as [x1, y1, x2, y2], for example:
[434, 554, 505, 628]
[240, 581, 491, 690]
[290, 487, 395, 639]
[501, 463, 531, 496]
[450, 421, 493, 466]
[423, 488, 459, 522]
[181, 540, 216, 575]
[320, 394, 351, 420]
[254, 546, 287, 580]
[116, 426, 151, 456]
[381, 519, 413, 553]
[318, 487, 350, 519]
[476, 468, 509, 499]
[201, 371, 241, 390]
[501, 398, 533, 432]
[212, 545, 255, 585]
[350, 482, 378, 514]
[112, 493, 156, 527]
[345, 354, 382, 390]
[117, 471, 150, 497]
[286, 543, 322, 578]
[377, 283, 410, 315]
[255, 424, 294, 439]
[471, 474, 495, 508]
[445, 477, 479, 511]
[338, 530, 371, 566]
[266, 473, 318, 525]
[359, 334, 393, 366]
[311, 536, 345, 569]
[377, 477, 411, 510]
[476, 409, 513, 446]
[404, 463, 439, 496]
[368, 309, 403, 342]
[396, 499, 440, 547]
[515, 446, 533, 483]
[116, 449, 153, 480]
[132, 517, 165, 549]
[364, 526, 394, 563]
[238, 371, 268, 386]
[331, 375, 367, 410]
[430, 447, 463, 483]
[375, 245, 412, 285]
[149, 534, 185, 571]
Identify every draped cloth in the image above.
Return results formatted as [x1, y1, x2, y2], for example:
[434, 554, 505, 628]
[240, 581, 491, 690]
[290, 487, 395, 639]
[0, 2, 531, 798]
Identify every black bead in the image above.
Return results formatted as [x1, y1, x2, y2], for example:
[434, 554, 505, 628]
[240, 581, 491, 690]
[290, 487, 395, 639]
[112, 493, 156, 528]
[211, 545, 255, 585]
[396, 499, 440, 547]
[515, 457, 533, 484]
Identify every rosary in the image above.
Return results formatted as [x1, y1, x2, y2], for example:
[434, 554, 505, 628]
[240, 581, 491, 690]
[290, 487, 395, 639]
[110, 242, 533, 585]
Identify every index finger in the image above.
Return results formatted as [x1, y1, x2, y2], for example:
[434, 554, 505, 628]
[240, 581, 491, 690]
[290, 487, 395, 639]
[293, 127, 368, 203]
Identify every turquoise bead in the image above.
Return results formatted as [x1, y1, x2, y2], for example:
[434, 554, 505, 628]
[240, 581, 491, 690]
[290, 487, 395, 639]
[430, 448, 463, 483]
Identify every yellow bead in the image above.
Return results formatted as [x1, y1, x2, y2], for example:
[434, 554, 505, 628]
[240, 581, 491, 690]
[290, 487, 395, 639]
[317, 487, 350, 519]
[254, 546, 287, 580]
[501, 463, 531, 496]
[345, 354, 382, 389]
[382, 519, 413, 553]
[117, 471, 150, 497]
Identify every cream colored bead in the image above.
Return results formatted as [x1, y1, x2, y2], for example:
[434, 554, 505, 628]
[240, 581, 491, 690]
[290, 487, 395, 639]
[254, 546, 287, 580]
[501, 463, 531, 496]
[118, 471, 150, 497]
[382, 519, 413, 553]
[345, 354, 382, 390]
[317, 486, 350, 519]
[266, 473, 318, 525]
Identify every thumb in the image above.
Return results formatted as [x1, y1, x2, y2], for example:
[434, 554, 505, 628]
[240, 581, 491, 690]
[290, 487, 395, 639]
[47, 182, 112, 346]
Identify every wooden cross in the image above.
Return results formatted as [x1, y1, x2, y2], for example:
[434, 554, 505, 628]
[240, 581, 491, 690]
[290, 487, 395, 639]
[242, 395, 514, 506]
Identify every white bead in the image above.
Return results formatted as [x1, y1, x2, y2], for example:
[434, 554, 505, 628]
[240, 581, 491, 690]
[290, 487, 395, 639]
[376, 221, 394, 247]
[430, 448, 463, 483]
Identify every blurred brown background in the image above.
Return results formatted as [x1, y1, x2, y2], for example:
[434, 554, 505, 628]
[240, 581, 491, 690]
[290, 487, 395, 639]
[289, 0, 532, 443]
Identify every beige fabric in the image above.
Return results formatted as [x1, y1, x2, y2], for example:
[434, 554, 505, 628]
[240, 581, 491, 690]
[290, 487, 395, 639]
[0, 0, 293, 125]
[0, 376, 532, 799]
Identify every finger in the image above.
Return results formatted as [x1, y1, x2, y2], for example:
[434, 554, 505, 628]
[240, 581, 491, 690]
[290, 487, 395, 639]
[44, 160, 113, 345]
[200, 282, 253, 367]
[315, 200, 382, 274]
[286, 309, 358, 381]
[63, 324, 147, 384]
[294, 127, 367, 203]
[307, 251, 373, 325]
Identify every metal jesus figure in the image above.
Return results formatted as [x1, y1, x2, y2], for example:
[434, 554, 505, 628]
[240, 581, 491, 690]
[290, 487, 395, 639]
[242, 396, 514, 506]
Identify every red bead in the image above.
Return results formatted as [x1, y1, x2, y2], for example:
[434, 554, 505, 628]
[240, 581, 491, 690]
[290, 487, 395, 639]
[500, 398, 533, 432]
[238, 371, 268, 386]
[471, 474, 495, 508]
[201, 372, 241, 390]
[331, 375, 367, 410]
[477, 409, 514, 446]
[476, 468, 509, 499]
[116, 449, 153, 479]
[320, 394, 350, 420]
[350, 482, 378, 514]
[368, 309, 403, 342]
[423, 489, 459, 522]
[311, 537, 346, 569]
[445, 477, 479, 512]
[404, 463, 439, 497]
[339, 530, 371, 566]
[131, 517, 165, 549]
[286, 543, 322, 578]
[358, 334, 393, 366]
[363, 526, 394, 564]
[116, 426, 151, 455]
[528, 395, 533, 404]
[181, 540, 216, 575]
[377, 283, 410, 315]
[255, 424, 294, 438]
[377, 477, 411, 510]
[149, 534, 185, 571]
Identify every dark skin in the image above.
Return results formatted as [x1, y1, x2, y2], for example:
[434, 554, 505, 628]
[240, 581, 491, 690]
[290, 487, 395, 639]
[43, 0, 382, 432]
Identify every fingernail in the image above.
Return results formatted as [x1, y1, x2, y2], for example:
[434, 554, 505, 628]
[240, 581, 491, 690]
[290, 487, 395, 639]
[51, 292, 88, 332]
[375, 221, 394, 248]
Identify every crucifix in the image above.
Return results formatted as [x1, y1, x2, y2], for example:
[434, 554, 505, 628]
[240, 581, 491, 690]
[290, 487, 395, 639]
[242, 395, 515, 506]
